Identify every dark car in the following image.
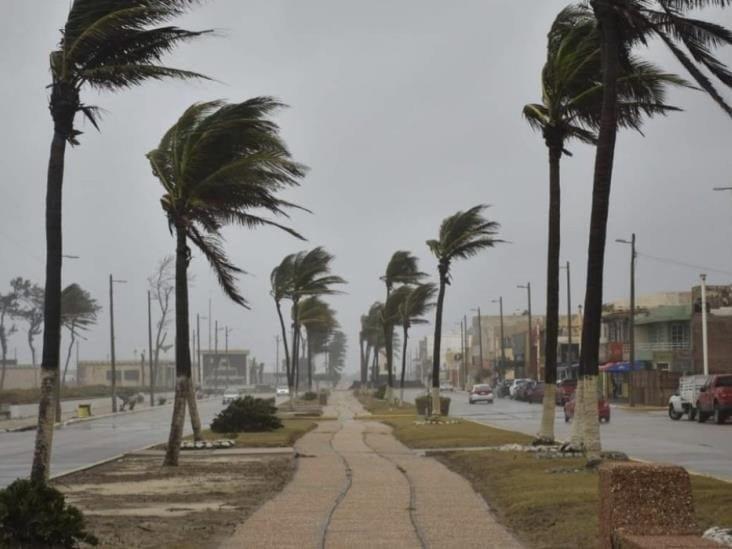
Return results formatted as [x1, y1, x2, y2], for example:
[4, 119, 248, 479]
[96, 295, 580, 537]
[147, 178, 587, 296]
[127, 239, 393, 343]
[526, 382, 545, 404]
[555, 378, 578, 406]
[564, 393, 610, 423]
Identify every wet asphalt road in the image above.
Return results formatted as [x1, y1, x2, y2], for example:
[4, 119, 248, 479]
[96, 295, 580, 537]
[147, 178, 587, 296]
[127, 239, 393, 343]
[404, 389, 732, 481]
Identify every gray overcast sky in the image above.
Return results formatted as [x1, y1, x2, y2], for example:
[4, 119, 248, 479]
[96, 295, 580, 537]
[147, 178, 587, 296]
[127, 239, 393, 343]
[1, 1, 731, 374]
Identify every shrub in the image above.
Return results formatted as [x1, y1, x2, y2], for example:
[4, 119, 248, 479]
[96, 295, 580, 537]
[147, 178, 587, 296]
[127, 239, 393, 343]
[375, 385, 387, 400]
[415, 395, 451, 416]
[210, 396, 283, 433]
[0, 479, 98, 548]
[302, 392, 318, 401]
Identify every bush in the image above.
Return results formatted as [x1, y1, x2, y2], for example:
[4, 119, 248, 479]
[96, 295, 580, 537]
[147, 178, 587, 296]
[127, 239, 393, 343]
[0, 479, 98, 548]
[302, 392, 318, 401]
[374, 385, 387, 400]
[415, 395, 451, 416]
[210, 396, 282, 433]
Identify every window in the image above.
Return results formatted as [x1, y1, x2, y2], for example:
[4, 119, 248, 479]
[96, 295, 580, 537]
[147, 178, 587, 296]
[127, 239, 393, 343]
[124, 370, 139, 382]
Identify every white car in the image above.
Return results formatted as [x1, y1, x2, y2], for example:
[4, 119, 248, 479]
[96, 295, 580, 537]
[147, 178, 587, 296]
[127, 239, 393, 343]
[469, 384, 494, 404]
[276, 386, 290, 397]
[222, 390, 239, 404]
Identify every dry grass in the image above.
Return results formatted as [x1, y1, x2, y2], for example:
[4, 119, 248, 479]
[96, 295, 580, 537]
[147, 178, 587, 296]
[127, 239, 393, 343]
[437, 451, 732, 549]
[185, 419, 317, 448]
[379, 414, 532, 448]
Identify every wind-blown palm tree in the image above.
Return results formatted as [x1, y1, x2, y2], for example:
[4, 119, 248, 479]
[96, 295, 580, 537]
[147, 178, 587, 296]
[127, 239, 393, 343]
[149, 98, 307, 466]
[380, 251, 427, 400]
[298, 297, 338, 391]
[427, 206, 503, 414]
[32, 0, 210, 482]
[286, 248, 346, 394]
[524, 4, 687, 445]
[579, 0, 732, 462]
[58, 284, 100, 421]
[392, 283, 436, 402]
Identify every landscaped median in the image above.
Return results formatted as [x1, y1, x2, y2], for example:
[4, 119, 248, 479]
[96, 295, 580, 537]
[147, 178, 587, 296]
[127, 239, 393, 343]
[359, 392, 732, 549]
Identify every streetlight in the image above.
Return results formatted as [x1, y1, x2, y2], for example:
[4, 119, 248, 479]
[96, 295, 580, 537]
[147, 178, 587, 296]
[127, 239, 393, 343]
[491, 297, 506, 379]
[517, 283, 532, 378]
[471, 307, 483, 384]
[616, 235, 637, 371]
[109, 275, 127, 413]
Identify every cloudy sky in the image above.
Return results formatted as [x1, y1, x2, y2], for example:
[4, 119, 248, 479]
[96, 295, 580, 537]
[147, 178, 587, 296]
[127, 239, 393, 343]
[1, 1, 731, 375]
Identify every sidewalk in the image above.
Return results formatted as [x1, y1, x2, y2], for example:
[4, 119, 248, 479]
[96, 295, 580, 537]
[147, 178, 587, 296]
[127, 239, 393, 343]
[222, 391, 523, 549]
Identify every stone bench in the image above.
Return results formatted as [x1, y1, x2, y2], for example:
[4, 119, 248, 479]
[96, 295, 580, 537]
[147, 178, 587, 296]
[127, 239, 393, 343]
[599, 462, 717, 549]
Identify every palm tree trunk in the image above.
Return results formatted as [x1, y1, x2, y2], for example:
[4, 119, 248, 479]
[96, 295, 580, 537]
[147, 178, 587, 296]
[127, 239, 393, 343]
[186, 381, 202, 442]
[56, 328, 76, 422]
[431, 267, 448, 415]
[580, 4, 621, 463]
[163, 225, 193, 467]
[275, 300, 292, 390]
[400, 323, 409, 403]
[539, 142, 562, 443]
[31, 98, 73, 482]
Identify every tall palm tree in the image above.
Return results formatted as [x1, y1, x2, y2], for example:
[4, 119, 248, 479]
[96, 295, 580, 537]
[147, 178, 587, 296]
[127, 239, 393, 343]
[271, 255, 295, 391]
[524, 4, 687, 445]
[149, 98, 306, 466]
[58, 284, 100, 421]
[32, 0, 210, 483]
[287, 248, 346, 394]
[393, 283, 436, 402]
[579, 0, 732, 462]
[380, 251, 427, 400]
[427, 206, 503, 414]
[298, 297, 338, 391]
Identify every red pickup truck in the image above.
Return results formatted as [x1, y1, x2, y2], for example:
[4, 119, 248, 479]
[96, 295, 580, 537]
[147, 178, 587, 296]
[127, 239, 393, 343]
[696, 374, 732, 424]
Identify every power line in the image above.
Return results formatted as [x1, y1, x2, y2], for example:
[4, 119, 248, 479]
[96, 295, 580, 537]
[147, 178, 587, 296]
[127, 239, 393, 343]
[636, 251, 732, 277]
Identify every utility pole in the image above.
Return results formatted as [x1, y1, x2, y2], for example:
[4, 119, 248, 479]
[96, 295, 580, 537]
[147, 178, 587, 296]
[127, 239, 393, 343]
[701, 274, 709, 376]
[109, 275, 126, 413]
[196, 314, 202, 387]
[517, 283, 532, 378]
[147, 290, 154, 407]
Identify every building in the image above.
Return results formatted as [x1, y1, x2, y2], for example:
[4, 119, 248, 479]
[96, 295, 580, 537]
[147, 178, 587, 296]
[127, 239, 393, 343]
[77, 359, 178, 389]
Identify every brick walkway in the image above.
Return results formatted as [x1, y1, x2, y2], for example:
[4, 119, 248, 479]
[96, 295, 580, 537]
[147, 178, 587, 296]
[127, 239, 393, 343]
[222, 391, 523, 549]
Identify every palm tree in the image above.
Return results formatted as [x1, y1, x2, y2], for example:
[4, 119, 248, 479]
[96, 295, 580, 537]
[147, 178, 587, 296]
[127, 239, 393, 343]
[58, 284, 100, 421]
[393, 284, 437, 403]
[286, 248, 346, 394]
[426, 206, 503, 414]
[148, 98, 306, 466]
[579, 0, 732, 462]
[380, 252, 427, 400]
[298, 297, 338, 391]
[32, 0, 210, 483]
[524, 4, 687, 445]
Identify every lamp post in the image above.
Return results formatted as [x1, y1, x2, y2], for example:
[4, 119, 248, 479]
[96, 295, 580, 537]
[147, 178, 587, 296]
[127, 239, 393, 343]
[109, 275, 127, 413]
[517, 283, 532, 378]
[491, 297, 505, 379]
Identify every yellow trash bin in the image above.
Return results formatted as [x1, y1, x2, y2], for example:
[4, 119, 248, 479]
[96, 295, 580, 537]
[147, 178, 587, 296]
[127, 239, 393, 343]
[77, 404, 92, 418]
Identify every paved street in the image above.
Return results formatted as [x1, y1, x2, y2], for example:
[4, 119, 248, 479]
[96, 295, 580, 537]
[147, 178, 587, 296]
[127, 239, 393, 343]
[404, 389, 732, 481]
[0, 397, 232, 488]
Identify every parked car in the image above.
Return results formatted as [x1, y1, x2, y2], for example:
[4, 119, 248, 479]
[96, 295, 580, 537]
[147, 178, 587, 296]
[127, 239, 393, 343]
[526, 382, 545, 404]
[276, 386, 290, 397]
[668, 375, 708, 421]
[564, 393, 610, 423]
[469, 384, 494, 405]
[696, 374, 732, 424]
[515, 380, 536, 402]
[440, 382, 455, 392]
[555, 378, 578, 406]
[222, 389, 239, 404]
[509, 378, 530, 399]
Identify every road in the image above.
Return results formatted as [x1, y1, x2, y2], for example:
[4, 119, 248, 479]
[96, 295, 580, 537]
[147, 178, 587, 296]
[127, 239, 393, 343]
[405, 389, 732, 481]
[0, 397, 230, 488]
